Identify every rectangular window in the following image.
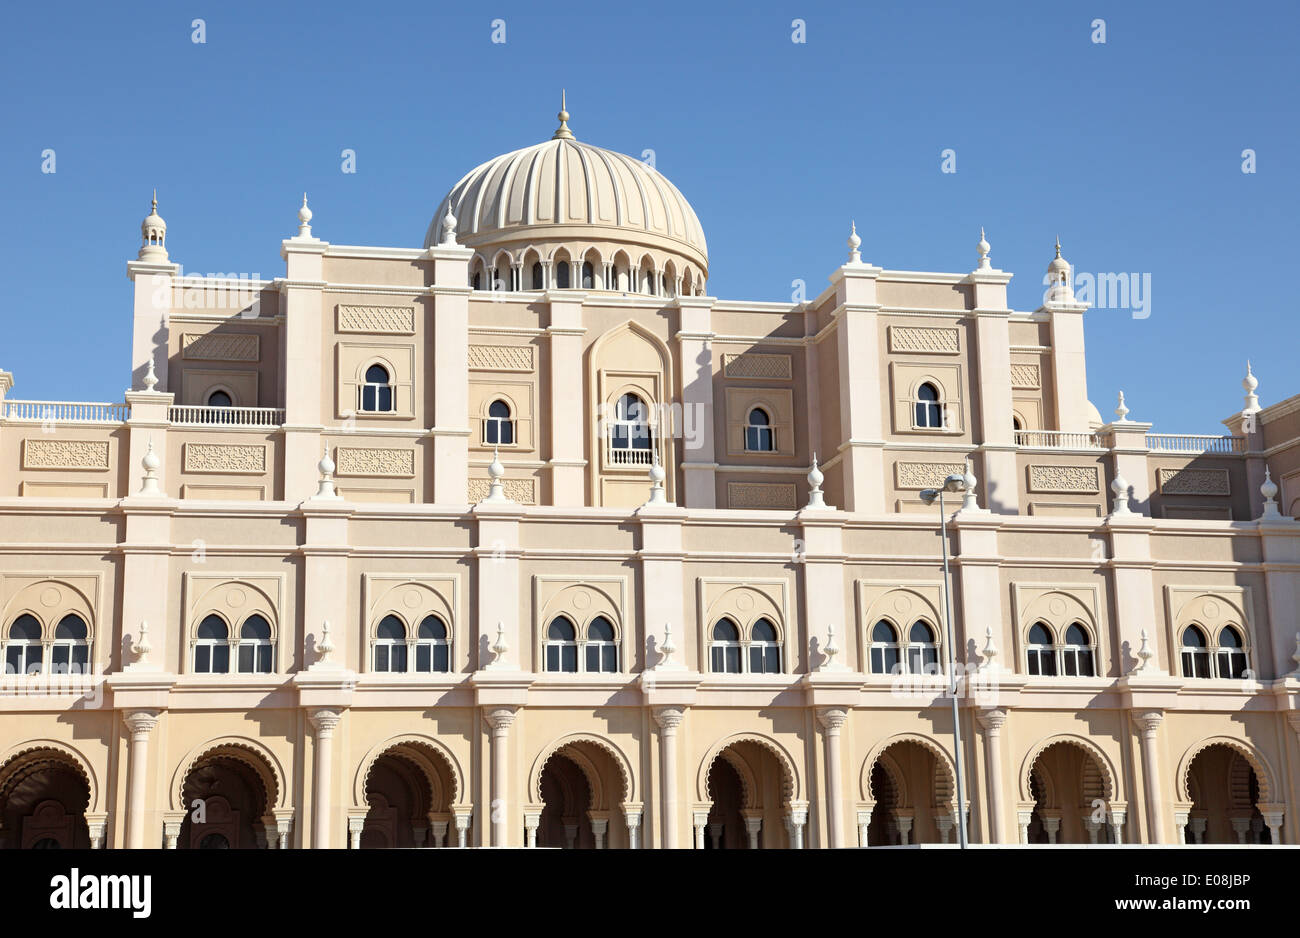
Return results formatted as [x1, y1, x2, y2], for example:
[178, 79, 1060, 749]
[195, 645, 211, 673]
[375, 645, 389, 672]
[433, 645, 449, 673]
[1182, 650, 1210, 679]
[238, 644, 255, 673]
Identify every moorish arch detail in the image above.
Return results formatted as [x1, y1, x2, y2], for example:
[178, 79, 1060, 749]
[696, 732, 801, 805]
[0, 739, 100, 814]
[860, 733, 957, 808]
[352, 734, 465, 811]
[1176, 735, 1277, 805]
[527, 732, 636, 807]
[170, 736, 287, 812]
[1018, 733, 1118, 804]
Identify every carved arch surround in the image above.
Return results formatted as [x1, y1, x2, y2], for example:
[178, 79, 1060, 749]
[860, 733, 957, 808]
[352, 734, 465, 810]
[527, 733, 636, 808]
[1017, 733, 1118, 803]
[1176, 735, 1276, 804]
[696, 732, 801, 804]
[170, 736, 288, 811]
[0, 739, 100, 813]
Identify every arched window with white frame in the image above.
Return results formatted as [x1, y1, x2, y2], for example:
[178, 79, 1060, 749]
[869, 620, 900, 674]
[374, 615, 408, 672]
[415, 615, 450, 673]
[710, 618, 742, 673]
[913, 382, 944, 429]
[5, 615, 43, 675]
[585, 617, 618, 673]
[236, 615, 273, 674]
[745, 407, 774, 452]
[1061, 623, 1095, 677]
[1180, 625, 1211, 679]
[749, 618, 781, 673]
[1026, 622, 1056, 676]
[555, 260, 571, 289]
[545, 616, 578, 673]
[50, 614, 90, 675]
[194, 615, 230, 674]
[360, 363, 395, 413]
[608, 392, 653, 465]
[485, 399, 515, 446]
[1215, 626, 1248, 679]
[906, 621, 939, 675]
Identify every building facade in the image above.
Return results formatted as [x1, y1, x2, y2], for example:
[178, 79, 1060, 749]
[2, 103, 1300, 849]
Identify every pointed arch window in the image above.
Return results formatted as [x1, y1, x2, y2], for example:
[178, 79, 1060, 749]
[1061, 623, 1095, 677]
[360, 364, 394, 413]
[51, 614, 90, 675]
[555, 260, 571, 289]
[415, 615, 450, 673]
[581, 261, 595, 289]
[531, 263, 543, 290]
[913, 382, 944, 429]
[194, 615, 230, 674]
[745, 408, 775, 452]
[485, 399, 515, 446]
[1026, 622, 1056, 676]
[749, 618, 781, 673]
[869, 621, 900, 674]
[545, 617, 578, 673]
[585, 617, 618, 673]
[906, 621, 939, 675]
[5, 615, 43, 675]
[1215, 626, 1248, 680]
[1180, 625, 1211, 679]
[236, 615, 273, 674]
[374, 615, 408, 673]
[710, 618, 742, 673]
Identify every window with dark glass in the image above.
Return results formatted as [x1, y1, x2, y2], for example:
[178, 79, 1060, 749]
[869, 621, 900, 674]
[485, 399, 515, 445]
[50, 614, 89, 674]
[415, 615, 450, 673]
[361, 364, 394, 413]
[1215, 626, 1248, 680]
[1061, 623, 1094, 677]
[195, 615, 230, 674]
[545, 617, 578, 672]
[710, 619, 742, 673]
[586, 617, 618, 673]
[749, 618, 781, 673]
[555, 261, 571, 289]
[237, 615, 273, 674]
[907, 621, 939, 674]
[582, 261, 594, 289]
[611, 393, 652, 452]
[914, 382, 943, 429]
[1026, 622, 1056, 676]
[6, 615, 43, 675]
[531, 263, 543, 290]
[745, 408, 774, 452]
[1180, 625, 1210, 679]
[375, 615, 407, 672]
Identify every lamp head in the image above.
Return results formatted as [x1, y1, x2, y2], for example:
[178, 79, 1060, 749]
[919, 488, 939, 506]
[942, 473, 968, 494]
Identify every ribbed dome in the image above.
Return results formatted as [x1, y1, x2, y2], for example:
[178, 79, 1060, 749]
[425, 114, 708, 277]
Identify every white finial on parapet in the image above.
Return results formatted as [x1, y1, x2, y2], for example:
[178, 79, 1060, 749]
[1110, 473, 1132, 516]
[821, 623, 847, 671]
[960, 457, 979, 511]
[313, 445, 341, 499]
[654, 622, 685, 671]
[805, 452, 827, 509]
[481, 446, 511, 503]
[645, 448, 667, 505]
[142, 354, 159, 392]
[440, 205, 458, 246]
[487, 621, 511, 669]
[128, 620, 153, 666]
[977, 227, 991, 270]
[981, 625, 999, 671]
[317, 620, 336, 664]
[139, 437, 162, 496]
[1260, 467, 1282, 520]
[1243, 361, 1260, 414]
[1115, 391, 1130, 422]
[1133, 629, 1154, 673]
[847, 221, 862, 265]
[296, 192, 314, 238]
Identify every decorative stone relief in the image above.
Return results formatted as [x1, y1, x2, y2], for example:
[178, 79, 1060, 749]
[335, 447, 415, 477]
[895, 461, 965, 489]
[22, 439, 110, 471]
[184, 443, 267, 474]
[888, 326, 960, 354]
[468, 477, 537, 504]
[1009, 363, 1041, 389]
[1027, 465, 1101, 494]
[1158, 467, 1231, 496]
[727, 482, 797, 509]
[336, 305, 416, 335]
[181, 332, 260, 362]
[722, 353, 792, 380]
[468, 344, 535, 372]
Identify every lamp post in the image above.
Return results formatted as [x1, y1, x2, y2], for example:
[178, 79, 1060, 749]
[919, 472, 971, 849]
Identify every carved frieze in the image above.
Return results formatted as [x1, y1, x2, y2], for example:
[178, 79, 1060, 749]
[336, 305, 416, 335]
[888, 326, 960, 355]
[184, 443, 267, 474]
[727, 482, 797, 509]
[335, 447, 416, 477]
[468, 477, 537, 504]
[895, 461, 966, 490]
[22, 439, 110, 471]
[181, 332, 260, 362]
[468, 344, 535, 372]
[722, 353, 792, 380]
[1157, 467, 1230, 496]
[1027, 464, 1101, 494]
[1009, 363, 1041, 389]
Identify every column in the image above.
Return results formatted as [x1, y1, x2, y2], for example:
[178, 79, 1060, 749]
[977, 709, 1007, 843]
[788, 803, 808, 848]
[309, 708, 342, 848]
[523, 809, 540, 848]
[829, 262, 885, 512]
[655, 708, 684, 848]
[818, 708, 848, 848]
[742, 811, 762, 849]
[123, 710, 160, 849]
[454, 811, 471, 847]
[281, 234, 327, 500]
[624, 805, 642, 849]
[856, 808, 872, 847]
[546, 296, 587, 504]
[428, 240, 473, 503]
[1108, 806, 1127, 845]
[677, 298, 716, 508]
[1134, 711, 1165, 843]
[692, 809, 709, 849]
[969, 268, 1017, 513]
[589, 814, 608, 849]
[485, 707, 518, 846]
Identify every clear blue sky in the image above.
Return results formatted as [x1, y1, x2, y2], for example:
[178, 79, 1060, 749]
[2, 0, 1295, 433]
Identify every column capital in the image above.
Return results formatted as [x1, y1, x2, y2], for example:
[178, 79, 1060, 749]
[817, 707, 848, 732]
[309, 707, 343, 736]
[1133, 710, 1164, 735]
[654, 706, 685, 731]
[977, 708, 1008, 733]
[484, 706, 519, 731]
[123, 709, 161, 737]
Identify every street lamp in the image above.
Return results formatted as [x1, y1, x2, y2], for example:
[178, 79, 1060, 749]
[919, 470, 972, 849]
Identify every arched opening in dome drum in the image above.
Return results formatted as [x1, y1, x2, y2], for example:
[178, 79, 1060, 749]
[581, 261, 594, 289]
[531, 263, 543, 290]
[555, 261, 571, 289]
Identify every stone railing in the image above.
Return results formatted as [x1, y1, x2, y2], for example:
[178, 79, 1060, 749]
[1014, 430, 1102, 450]
[1144, 434, 1245, 455]
[168, 405, 285, 428]
[1, 400, 130, 423]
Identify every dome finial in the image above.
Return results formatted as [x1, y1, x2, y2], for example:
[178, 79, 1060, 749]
[846, 221, 862, 264]
[297, 192, 313, 238]
[553, 89, 574, 140]
[977, 226, 991, 269]
[1242, 360, 1260, 414]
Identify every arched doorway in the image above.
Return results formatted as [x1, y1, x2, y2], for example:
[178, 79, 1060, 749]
[538, 753, 593, 848]
[0, 748, 92, 849]
[1021, 741, 1115, 844]
[697, 739, 801, 849]
[178, 753, 272, 849]
[861, 739, 956, 845]
[1184, 744, 1271, 844]
[529, 739, 632, 848]
[357, 740, 459, 848]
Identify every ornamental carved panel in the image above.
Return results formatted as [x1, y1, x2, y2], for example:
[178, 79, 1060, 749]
[467, 344, 535, 372]
[1027, 464, 1100, 494]
[722, 353, 792, 380]
[1157, 467, 1231, 496]
[1009, 363, 1041, 389]
[888, 326, 960, 354]
[22, 439, 110, 471]
[336, 305, 416, 335]
[468, 477, 537, 504]
[895, 461, 966, 490]
[335, 446, 415, 477]
[183, 443, 267, 474]
[181, 332, 260, 362]
[726, 482, 797, 509]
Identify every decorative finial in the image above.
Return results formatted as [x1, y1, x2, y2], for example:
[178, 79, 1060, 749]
[313, 445, 340, 499]
[1134, 629, 1154, 673]
[317, 620, 335, 663]
[151, 189, 157, 212]
[847, 221, 862, 264]
[1115, 390, 1130, 422]
[1243, 361, 1260, 414]
[1261, 467, 1282, 520]
[977, 227, 991, 270]
[440, 205, 458, 246]
[804, 452, 828, 509]
[139, 436, 162, 496]
[297, 193, 313, 237]
[821, 623, 845, 670]
[129, 620, 153, 665]
[482, 446, 510, 503]
[138, 192, 168, 261]
[553, 90, 574, 140]
[960, 457, 979, 511]
[982, 625, 999, 670]
[645, 447, 667, 505]
[1110, 473, 1132, 515]
[1055, 236, 1061, 258]
[490, 621, 510, 668]
[142, 354, 159, 392]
